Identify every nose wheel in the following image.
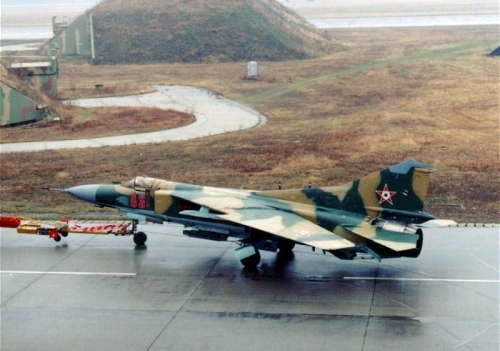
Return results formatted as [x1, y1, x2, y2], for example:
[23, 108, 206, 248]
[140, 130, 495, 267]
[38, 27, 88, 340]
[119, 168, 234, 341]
[131, 219, 147, 245]
[133, 232, 147, 245]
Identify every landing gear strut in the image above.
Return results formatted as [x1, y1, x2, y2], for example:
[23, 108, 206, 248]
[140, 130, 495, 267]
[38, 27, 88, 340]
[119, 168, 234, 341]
[131, 219, 147, 245]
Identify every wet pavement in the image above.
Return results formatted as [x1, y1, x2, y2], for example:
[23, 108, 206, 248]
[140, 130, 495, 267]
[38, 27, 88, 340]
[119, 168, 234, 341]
[1, 224, 498, 351]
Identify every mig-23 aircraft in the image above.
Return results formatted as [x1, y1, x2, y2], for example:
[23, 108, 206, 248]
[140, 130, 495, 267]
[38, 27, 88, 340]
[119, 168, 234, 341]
[65, 159, 454, 268]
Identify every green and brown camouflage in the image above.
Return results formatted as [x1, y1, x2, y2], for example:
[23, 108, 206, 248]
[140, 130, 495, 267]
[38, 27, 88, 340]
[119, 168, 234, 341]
[66, 160, 453, 267]
[38, 13, 93, 58]
[8, 58, 59, 98]
[0, 81, 47, 126]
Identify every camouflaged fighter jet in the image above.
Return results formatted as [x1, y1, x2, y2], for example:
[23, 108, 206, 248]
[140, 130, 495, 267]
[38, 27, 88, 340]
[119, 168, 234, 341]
[65, 159, 454, 268]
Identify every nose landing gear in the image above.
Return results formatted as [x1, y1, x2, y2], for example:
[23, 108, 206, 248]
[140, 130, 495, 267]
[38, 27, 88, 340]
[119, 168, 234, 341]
[131, 219, 147, 245]
[133, 232, 147, 245]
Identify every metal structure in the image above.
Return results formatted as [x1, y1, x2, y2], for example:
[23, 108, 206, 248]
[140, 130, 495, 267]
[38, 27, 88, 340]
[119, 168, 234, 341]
[0, 81, 47, 127]
[8, 57, 59, 98]
[38, 13, 95, 58]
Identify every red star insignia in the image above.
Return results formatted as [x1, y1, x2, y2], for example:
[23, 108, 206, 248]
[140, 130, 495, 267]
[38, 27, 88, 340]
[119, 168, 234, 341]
[376, 184, 396, 205]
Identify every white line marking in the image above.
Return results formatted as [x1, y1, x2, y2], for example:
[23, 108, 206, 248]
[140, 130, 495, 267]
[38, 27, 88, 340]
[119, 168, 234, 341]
[1, 270, 136, 277]
[344, 277, 499, 283]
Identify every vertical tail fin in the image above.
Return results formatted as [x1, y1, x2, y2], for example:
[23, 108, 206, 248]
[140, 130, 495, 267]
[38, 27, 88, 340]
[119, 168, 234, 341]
[340, 159, 434, 216]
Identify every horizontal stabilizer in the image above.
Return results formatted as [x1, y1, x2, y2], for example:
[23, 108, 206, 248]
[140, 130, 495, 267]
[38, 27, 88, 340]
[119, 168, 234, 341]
[343, 222, 421, 252]
[370, 228, 420, 252]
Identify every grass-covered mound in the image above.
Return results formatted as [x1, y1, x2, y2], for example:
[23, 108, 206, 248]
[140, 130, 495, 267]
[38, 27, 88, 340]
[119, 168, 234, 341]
[90, 0, 332, 64]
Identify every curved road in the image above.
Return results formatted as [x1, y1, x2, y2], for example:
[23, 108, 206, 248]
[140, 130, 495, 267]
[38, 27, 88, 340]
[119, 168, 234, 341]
[0, 85, 266, 153]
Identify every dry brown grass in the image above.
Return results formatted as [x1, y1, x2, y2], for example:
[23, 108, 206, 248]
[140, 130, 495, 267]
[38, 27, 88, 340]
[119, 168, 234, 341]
[1, 107, 194, 142]
[1, 26, 498, 222]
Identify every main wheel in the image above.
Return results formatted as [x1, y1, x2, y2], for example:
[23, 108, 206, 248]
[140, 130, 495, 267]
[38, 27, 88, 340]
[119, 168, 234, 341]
[240, 249, 261, 268]
[133, 232, 147, 245]
[278, 241, 295, 253]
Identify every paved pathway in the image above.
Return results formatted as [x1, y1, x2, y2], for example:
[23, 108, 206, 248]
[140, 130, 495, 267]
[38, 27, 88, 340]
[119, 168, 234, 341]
[0, 85, 266, 153]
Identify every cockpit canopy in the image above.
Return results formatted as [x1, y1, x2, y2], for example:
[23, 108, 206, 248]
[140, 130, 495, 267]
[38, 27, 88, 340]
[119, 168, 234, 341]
[123, 176, 156, 189]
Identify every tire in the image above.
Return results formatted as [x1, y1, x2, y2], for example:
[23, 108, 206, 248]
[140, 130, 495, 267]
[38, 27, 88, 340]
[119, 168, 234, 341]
[133, 232, 147, 245]
[240, 249, 261, 268]
[278, 241, 295, 252]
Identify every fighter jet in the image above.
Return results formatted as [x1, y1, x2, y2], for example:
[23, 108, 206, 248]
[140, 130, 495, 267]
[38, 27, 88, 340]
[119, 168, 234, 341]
[65, 159, 454, 268]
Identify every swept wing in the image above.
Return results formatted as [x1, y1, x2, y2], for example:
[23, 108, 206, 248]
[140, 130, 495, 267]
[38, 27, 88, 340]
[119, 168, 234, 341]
[161, 189, 355, 252]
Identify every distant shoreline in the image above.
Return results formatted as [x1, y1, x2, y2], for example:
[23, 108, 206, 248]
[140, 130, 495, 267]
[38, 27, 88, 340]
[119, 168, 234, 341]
[310, 14, 499, 29]
[1, 25, 54, 41]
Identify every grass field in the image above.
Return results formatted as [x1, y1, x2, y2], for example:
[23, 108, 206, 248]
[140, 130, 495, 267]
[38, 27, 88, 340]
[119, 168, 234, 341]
[0, 26, 498, 222]
[1, 107, 194, 143]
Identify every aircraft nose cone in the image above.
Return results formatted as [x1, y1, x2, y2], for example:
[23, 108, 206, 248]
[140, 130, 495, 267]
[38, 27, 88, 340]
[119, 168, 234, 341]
[65, 184, 100, 204]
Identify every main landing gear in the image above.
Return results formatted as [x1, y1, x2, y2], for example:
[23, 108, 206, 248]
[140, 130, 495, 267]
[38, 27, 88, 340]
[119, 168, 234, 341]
[235, 245, 261, 268]
[131, 219, 147, 245]
[235, 241, 296, 268]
